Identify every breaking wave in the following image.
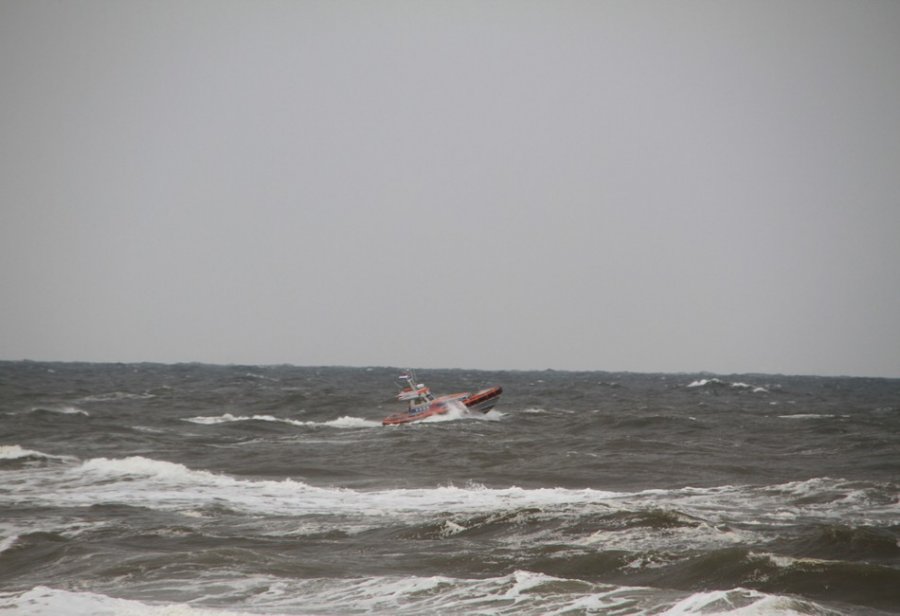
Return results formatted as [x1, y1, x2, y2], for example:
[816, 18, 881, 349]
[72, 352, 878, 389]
[5, 454, 896, 536]
[0, 574, 842, 616]
[777, 413, 847, 420]
[0, 445, 74, 467]
[79, 391, 156, 403]
[686, 379, 771, 393]
[183, 413, 381, 428]
[19, 406, 89, 416]
[0, 445, 48, 460]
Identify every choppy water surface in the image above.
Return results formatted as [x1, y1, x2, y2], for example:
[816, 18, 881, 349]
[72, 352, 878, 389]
[1, 362, 898, 614]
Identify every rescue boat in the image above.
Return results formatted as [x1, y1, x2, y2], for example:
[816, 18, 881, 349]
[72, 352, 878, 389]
[381, 371, 503, 426]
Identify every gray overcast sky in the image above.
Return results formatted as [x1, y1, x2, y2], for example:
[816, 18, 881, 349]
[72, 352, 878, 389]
[2, 1, 899, 377]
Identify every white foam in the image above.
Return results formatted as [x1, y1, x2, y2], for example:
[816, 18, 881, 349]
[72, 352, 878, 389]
[242, 371, 279, 382]
[214, 570, 665, 615]
[576, 512, 747, 558]
[80, 391, 155, 402]
[562, 477, 895, 532]
[25, 406, 89, 416]
[183, 413, 305, 426]
[502, 569, 554, 597]
[0, 445, 42, 460]
[687, 378, 723, 388]
[402, 402, 505, 424]
[439, 520, 467, 537]
[0, 444, 71, 461]
[60, 405, 89, 415]
[183, 413, 379, 428]
[78, 455, 232, 483]
[660, 587, 820, 615]
[478, 409, 505, 421]
[419, 400, 471, 423]
[6, 455, 624, 527]
[686, 379, 770, 393]
[6, 455, 895, 539]
[0, 572, 838, 616]
[748, 551, 838, 570]
[0, 586, 259, 616]
[321, 415, 381, 428]
[0, 535, 18, 555]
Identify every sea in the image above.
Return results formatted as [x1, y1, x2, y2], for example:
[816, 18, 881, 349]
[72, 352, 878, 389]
[1, 361, 898, 615]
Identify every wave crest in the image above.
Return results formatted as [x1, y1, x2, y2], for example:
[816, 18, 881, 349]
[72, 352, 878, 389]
[182, 413, 379, 428]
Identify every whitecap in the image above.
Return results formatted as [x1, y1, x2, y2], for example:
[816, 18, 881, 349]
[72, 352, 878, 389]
[0, 565, 846, 615]
[321, 416, 381, 428]
[0, 586, 258, 616]
[182, 413, 379, 428]
[659, 587, 827, 615]
[75, 456, 263, 489]
[6, 455, 625, 526]
[748, 551, 839, 570]
[439, 520, 467, 537]
[686, 378, 723, 388]
[477, 409, 505, 421]
[418, 400, 471, 423]
[26, 406, 89, 416]
[0, 444, 42, 460]
[182, 413, 306, 426]
[213, 570, 675, 615]
[0, 535, 18, 555]
[79, 391, 155, 403]
[0, 445, 72, 462]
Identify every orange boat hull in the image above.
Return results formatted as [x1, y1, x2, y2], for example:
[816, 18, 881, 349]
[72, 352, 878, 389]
[382, 401, 450, 425]
[381, 387, 502, 425]
[462, 386, 503, 413]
